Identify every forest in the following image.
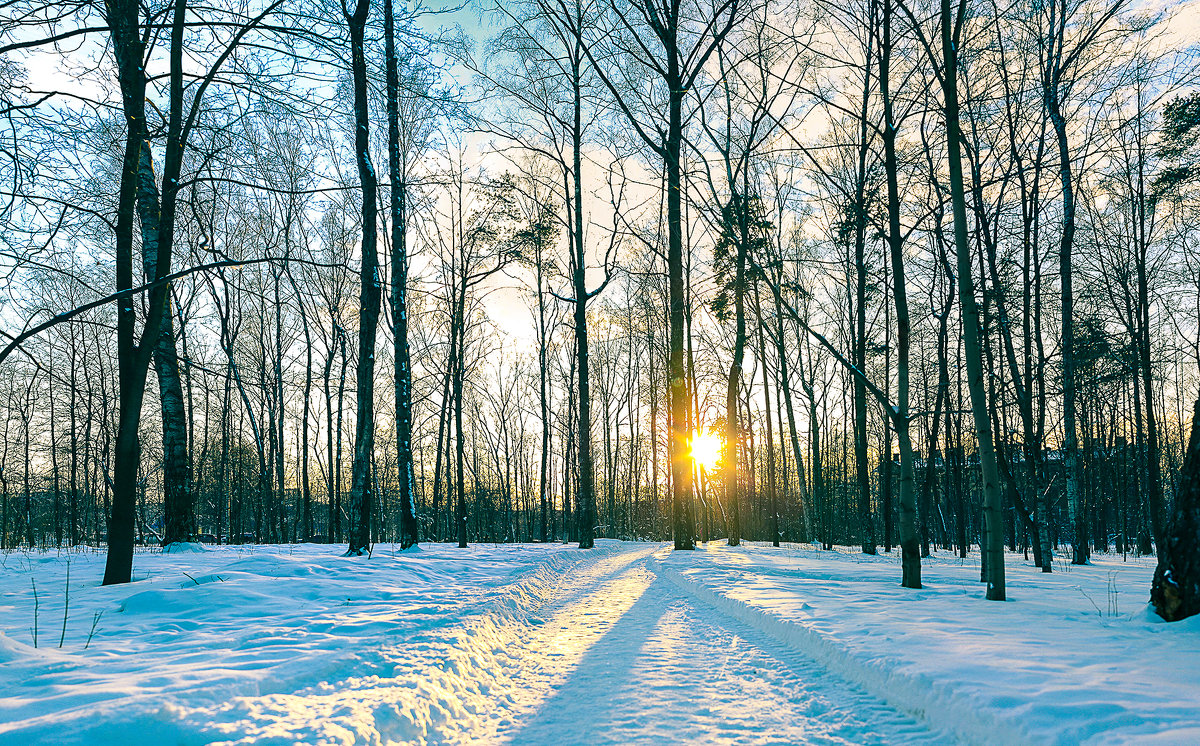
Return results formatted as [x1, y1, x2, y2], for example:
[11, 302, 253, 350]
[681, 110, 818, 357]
[2, 0, 1200, 611]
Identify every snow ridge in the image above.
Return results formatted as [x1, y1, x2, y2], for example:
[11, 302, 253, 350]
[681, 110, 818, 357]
[651, 555, 1023, 746]
[171, 543, 627, 746]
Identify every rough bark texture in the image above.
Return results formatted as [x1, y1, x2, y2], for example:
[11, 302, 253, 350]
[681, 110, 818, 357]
[103, 0, 148, 587]
[385, 0, 418, 550]
[1151, 399, 1200, 621]
[345, 0, 380, 557]
[104, 0, 184, 584]
[135, 144, 193, 546]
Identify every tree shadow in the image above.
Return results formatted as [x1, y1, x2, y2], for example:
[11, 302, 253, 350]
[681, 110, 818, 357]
[502, 572, 679, 744]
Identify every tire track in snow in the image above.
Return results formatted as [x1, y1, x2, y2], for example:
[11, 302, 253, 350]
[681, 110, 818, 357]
[491, 549, 940, 746]
[652, 551, 1009, 746]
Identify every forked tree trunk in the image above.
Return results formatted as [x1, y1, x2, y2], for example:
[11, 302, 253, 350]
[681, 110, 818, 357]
[105, 0, 186, 584]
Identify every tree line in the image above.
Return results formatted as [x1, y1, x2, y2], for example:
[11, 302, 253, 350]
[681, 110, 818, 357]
[1, 0, 1198, 607]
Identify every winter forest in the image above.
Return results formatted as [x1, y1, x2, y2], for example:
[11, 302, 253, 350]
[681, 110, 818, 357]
[2, 0, 1200, 741]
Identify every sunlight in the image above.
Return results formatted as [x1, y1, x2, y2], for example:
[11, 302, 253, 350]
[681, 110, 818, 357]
[689, 431, 723, 472]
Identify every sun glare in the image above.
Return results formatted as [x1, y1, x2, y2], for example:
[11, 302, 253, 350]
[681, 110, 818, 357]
[689, 431, 723, 471]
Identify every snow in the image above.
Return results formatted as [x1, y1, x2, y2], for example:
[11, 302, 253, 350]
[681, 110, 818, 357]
[0, 540, 1196, 744]
[655, 542, 1200, 745]
[0, 542, 592, 743]
[161, 542, 208, 554]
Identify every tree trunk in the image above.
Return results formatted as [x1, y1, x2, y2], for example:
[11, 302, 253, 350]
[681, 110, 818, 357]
[454, 280, 469, 548]
[104, 0, 185, 583]
[286, 266, 314, 541]
[345, 0, 380, 557]
[724, 196, 748, 547]
[1045, 24, 1086, 566]
[573, 45, 597, 549]
[754, 285, 780, 547]
[942, 0, 1005, 599]
[853, 18, 875, 555]
[1151, 398, 1200, 621]
[773, 287, 813, 542]
[666, 60, 694, 551]
[385, 0, 418, 550]
[881, 0, 920, 587]
[135, 145, 192, 547]
[1135, 164, 1165, 552]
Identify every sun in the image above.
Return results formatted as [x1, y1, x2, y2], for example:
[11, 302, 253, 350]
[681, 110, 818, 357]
[689, 431, 723, 471]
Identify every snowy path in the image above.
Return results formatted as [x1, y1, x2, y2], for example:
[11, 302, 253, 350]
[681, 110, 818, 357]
[489, 547, 938, 745]
[173, 545, 940, 745]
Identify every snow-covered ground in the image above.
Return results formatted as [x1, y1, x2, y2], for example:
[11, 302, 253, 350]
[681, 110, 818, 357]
[657, 542, 1200, 745]
[0, 540, 1195, 744]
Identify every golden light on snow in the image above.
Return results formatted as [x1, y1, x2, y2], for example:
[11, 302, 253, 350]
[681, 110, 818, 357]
[689, 431, 723, 471]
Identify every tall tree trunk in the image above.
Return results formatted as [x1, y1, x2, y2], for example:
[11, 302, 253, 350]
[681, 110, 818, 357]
[345, 0, 380, 557]
[881, 0, 920, 587]
[104, 0, 185, 583]
[666, 58, 694, 551]
[431, 355, 453, 542]
[103, 0, 148, 585]
[537, 252, 551, 542]
[69, 340, 79, 546]
[286, 266, 314, 541]
[273, 275, 287, 543]
[754, 285, 780, 546]
[572, 39, 597, 549]
[135, 145, 192, 546]
[1044, 6, 1085, 565]
[385, 0, 418, 549]
[454, 280, 469, 548]
[724, 196, 748, 547]
[942, 0, 1005, 599]
[335, 333, 347, 541]
[323, 330, 338, 541]
[853, 16, 875, 555]
[773, 287, 813, 542]
[922, 239, 955, 558]
[1134, 142, 1165, 552]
